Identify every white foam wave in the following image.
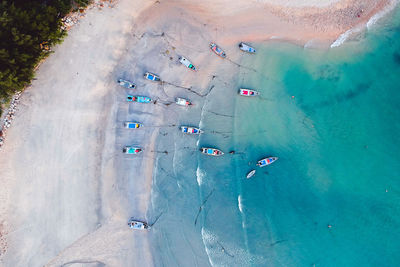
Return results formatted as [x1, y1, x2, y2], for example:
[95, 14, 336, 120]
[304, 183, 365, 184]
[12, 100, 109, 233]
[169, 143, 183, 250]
[238, 195, 244, 213]
[367, 0, 399, 29]
[201, 227, 265, 266]
[196, 166, 205, 186]
[331, 0, 399, 48]
[330, 26, 361, 48]
[201, 228, 216, 266]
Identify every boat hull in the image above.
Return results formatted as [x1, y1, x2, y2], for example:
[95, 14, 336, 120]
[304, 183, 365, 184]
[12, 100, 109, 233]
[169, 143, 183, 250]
[128, 219, 151, 230]
[127, 95, 152, 103]
[257, 157, 278, 167]
[239, 88, 260, 96]
[210, 43, 226, 58]
[246, 169, 256, 179]
[181, 126, 202, 134]
[239, 42, 256, 53]
[123, 146, 143, 154]
[124, 122, 143, 129]
[176, 97, 192, 106]
[200, 147, 224, 156]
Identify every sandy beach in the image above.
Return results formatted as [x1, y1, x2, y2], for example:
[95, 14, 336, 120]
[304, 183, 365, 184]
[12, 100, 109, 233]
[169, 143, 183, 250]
[0, 0, 395, 266]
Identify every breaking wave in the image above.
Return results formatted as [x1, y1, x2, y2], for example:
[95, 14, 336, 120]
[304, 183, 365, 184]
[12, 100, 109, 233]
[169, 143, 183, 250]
[331, 0, 399, 48]
[196, 166, 205, 186]
[238, 195, 244, 213]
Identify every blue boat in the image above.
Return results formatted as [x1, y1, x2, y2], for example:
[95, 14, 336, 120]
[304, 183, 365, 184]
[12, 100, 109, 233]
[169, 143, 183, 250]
[256, 157, 278, 167]
[124, 122, 143, 128]
[144, 72, 161, 82]
[200, 147, 224, 156]
[127, 95, 152, 103]
[123, 146, 143, 154]
[180, 126, 203, 134]
[128, 218, 151, 230]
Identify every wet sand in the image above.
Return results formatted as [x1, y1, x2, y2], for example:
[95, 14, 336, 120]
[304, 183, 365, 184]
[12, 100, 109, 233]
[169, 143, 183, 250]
[0, 0, 394, 265]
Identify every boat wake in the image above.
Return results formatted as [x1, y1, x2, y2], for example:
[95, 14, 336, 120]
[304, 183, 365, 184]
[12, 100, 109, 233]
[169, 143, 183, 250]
[196, 166, 205, 186]
[238, 195, 244, 214]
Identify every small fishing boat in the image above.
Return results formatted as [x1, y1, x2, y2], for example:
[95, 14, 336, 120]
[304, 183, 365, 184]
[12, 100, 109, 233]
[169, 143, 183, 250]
[179, 56, 196, 70]
[210, 43, 226, 58]
[175, 97, 192, 106]
[118, 78, 136, 89]
[200, 147, 224, 156]
[124, 122, 143, 129]
[127, 95, 152, 103]
[256, 157, 278, 167]
[123, 146, 143, 154]
[181, 126, 203, 134]
[128, 218, 151, 230]
[246, 169, 256, 179]
[144, 72, 161, 82]
[239, 88, 260, 96]
[238, 42, 256, 53]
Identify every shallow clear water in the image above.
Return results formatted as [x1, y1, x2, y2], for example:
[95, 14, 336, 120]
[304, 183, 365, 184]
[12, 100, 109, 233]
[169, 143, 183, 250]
[150, 8, 400, 267]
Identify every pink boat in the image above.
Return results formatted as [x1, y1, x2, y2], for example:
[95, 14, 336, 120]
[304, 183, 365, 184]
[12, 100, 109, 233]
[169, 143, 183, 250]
[210, 43, 226, 58]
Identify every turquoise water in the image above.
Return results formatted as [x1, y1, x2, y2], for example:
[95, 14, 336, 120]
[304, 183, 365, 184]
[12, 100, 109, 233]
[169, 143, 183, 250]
[150, 8, 400, 267]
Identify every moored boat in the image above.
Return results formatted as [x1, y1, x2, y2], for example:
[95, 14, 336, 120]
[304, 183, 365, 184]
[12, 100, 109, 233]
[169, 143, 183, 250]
[124, 122, 143, 129]
[180, 126, 203, 134]
[239, 88, 260, 96]
[210, 43, 226, 58]
[118, 78, 136, 89]
[246, 169, 256, 179]
[238, 42, 256, 53]
[128, 218, 151, 230]
[200, 147, 224, 156]
[127, 95, 152, 103]
[175, 97, 192, 106]
[144, 72, 161, 82]
[179, 56, 196, 70]
[256, 157, 278, 167]
[123, 146, 143, 154]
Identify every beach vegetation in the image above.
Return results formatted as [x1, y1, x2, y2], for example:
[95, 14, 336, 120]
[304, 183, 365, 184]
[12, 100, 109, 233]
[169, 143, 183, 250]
[0, 0, 91, 116]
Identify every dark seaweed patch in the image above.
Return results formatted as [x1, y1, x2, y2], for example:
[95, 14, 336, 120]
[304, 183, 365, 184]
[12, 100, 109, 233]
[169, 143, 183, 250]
[393, 52, 400, 64]
[302, 83, 371, 111]
[314, 64, 341, 82]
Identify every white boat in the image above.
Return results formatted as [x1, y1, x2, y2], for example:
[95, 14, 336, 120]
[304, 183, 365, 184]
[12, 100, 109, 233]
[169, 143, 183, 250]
[175, 97, 192, 106]
[200, 147, 224, 156]
[256, 157, 278, 167]
[128, 218, 151, 230]
[239, 42, 256, 53]
[179, 56, 196, 70]
[239, 88, 260, 97]
[180, 126, 203, 134]
[246, 169, 256, 179]
[118, 78, 136, 89]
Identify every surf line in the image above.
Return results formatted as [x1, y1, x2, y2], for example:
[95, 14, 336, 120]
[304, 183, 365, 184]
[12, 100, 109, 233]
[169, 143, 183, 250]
[194, 189, 215, 226]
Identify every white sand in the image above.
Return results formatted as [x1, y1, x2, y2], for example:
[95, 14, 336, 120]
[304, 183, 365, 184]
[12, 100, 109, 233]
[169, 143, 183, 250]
[0, 0, 393, 266]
